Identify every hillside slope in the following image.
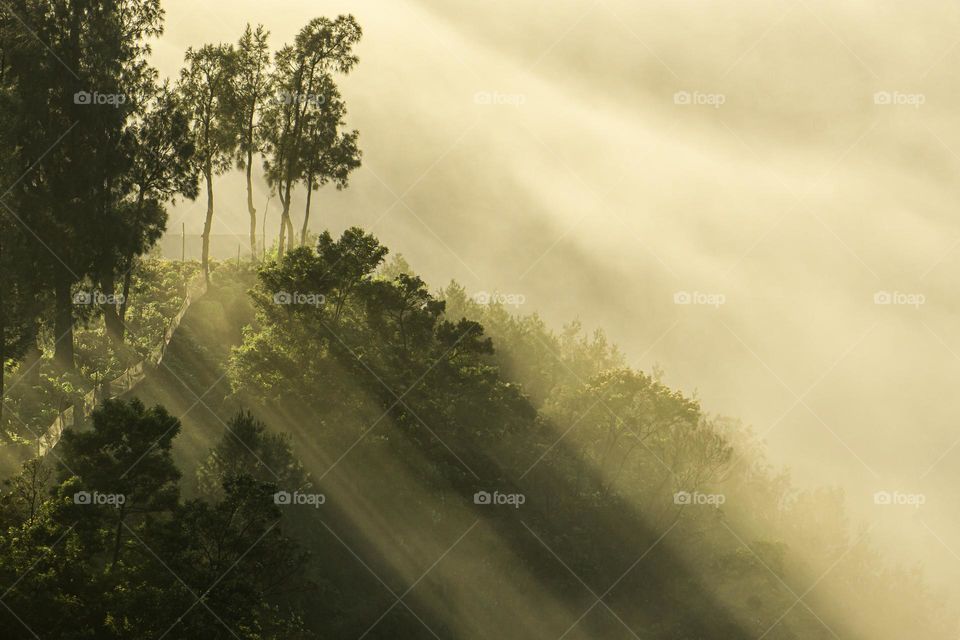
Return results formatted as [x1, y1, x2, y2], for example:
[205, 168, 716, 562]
[90, 229, 953, 639]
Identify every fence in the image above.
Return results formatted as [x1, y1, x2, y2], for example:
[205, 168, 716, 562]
[37, 273, 209, 455]
[157, 232, 281, 262]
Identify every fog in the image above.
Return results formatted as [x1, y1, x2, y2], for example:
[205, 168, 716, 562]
[154, 0, 960, 599]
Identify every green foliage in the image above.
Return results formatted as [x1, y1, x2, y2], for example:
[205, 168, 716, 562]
[0, 0, 178, 368]
[196, 410, 307, 499]
[179, 42, 237, 279]
[59, 399, 181, 529]
[229, 24, 273, 170]
[0, 399, 308, 639]
[442, 281, 626, 405]
[223, 229, 955, 639]
[261, 15, 362, 254]
[231, 228, 508, 455]
[0, 4, 950, 636]
[227, 24, 272, 258]
[0, 259, 197, 458]
[179, 44, 238, 178]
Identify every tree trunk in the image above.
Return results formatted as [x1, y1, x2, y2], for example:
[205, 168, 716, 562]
[0, 236, 5, 429]
[300, 174, 313, 246]
[116, 191, 146, 341]
[0, 284, 4, 431]
[110, 504, 126, 568]
[100, 275, 124, 347]
[21, 331, 41, 388]
[246, 149, 257, 262]
[278, 205, 288, 257]
[53, 267, 74, 370]
[278, 177, 292, 257]
[201, 168, 214, 282]
[118, 265, 133, 342]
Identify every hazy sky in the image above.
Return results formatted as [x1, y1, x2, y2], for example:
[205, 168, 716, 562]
[155, 0, 960, 595]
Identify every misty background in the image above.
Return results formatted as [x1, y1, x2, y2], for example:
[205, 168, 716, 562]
[151, 0, 960, 599]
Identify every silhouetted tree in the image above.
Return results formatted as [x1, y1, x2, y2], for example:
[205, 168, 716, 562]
[261, 15, 361, 256]
[101, 83, 198, 344]
[0, 399, 309, 639]
[298, 80, 360, 245]
[227, 24, 272, 261]
[0, 0, 165, 368]
[179, 44, 237, 282]
[0, 226, 37, 435]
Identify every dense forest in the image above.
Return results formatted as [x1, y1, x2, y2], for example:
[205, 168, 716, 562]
[0, 1, 954, 639]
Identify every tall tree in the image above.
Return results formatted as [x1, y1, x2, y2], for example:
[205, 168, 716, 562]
[0, 36, 37, 432]
[228, 24, 271, 262]
[179, 44, 236, 282]
[298, 78, 361, 245]
[262, 15, 361, 256]
[0, 0, 165, 369]
[58, 398, 181, 566]
[0, 221, 37, 435]
[100, 83, 198, 344]
[0, 402, 309, 638]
